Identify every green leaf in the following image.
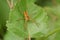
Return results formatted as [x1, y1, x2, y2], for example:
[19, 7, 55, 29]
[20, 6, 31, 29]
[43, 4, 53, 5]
[4, 0, 47, 39]
[4, 31, 24, 40]
[0, 0, 9, 39]
[4, 0, 60, 40]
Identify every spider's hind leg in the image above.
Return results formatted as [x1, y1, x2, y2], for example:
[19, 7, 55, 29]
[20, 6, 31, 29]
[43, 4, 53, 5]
[30, 19, 40, 27]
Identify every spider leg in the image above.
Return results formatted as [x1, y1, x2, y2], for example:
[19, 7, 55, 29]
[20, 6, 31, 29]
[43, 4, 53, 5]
[16, 18, 24, 21]
[24, 21, 31, 40]
[28, 31, 31, 40]
[30, 19, 40, 27]
[24, 20, 28, 30]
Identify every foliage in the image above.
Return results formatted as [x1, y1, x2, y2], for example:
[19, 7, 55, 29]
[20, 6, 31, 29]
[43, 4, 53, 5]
[0, 0, 9, 39]
[0, 0, 60, 40]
